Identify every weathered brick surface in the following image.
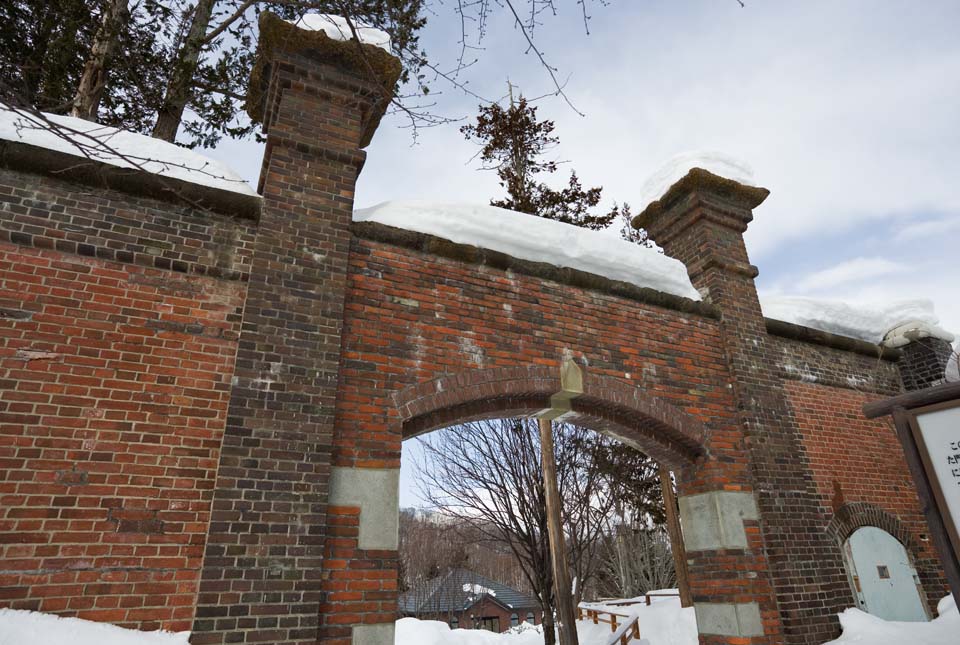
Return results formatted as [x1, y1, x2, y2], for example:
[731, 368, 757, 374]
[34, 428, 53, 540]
[768, 335, 901, 395]
[0, 19, 950, 645]
[640, 177, 851, 645]
[786, 381, 949, 613]
[325, 232, 779, 644]
[0, 168, 257, 280]
[190, 40, 398, 643]
[898, 337, 953, 391]
[0, 239, 245, 631]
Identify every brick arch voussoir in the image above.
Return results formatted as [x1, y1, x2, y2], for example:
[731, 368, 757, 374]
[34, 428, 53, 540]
[392, 366, 708, 469]
[827, 502, 917, 552]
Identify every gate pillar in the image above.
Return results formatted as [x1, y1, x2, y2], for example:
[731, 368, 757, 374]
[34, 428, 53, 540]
[191, 13, 401, 645]
[636, 171, 854, 645]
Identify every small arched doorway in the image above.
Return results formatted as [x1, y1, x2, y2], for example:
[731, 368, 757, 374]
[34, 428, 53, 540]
[842, 526, 928, 622]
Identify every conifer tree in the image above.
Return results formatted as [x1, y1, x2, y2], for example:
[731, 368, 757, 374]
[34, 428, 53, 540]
[461, 94, 647, 244]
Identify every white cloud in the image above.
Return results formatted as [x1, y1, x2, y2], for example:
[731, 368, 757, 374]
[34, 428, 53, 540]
[897, 216, 960, 241]
[793, 257, 907, 293]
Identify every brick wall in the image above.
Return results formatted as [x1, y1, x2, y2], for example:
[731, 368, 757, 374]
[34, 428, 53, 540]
[0, 12, 952, 645]
[0, 168, 250, 630]
[323, 229, 780, 645]
[785, 379, 949, 611]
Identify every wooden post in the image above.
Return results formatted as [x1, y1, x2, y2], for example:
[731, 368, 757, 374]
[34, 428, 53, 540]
[864, 383, 960, 604]
[659, 465, 692, 608]
[539, 417, 580, 645]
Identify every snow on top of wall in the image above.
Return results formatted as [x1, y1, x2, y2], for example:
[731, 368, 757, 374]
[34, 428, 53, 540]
[761, 296, 955, 347]
[0, 107, 257, 197]
[637, 150, 757, 212]
[292, 14, 391, 53]
[353, 200, 703, 301]
[0, 608, 190, 644]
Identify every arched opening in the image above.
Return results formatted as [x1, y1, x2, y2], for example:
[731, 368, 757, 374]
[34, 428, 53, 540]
[393, 366, 707, 469]
[393, 367, 710, 642]
[841, 526, 929, 622]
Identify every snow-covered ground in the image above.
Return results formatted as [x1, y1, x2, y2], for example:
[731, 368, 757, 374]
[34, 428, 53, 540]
[1, 594, 955, 645]
[0, 608, 190, 645]
[395, 592, 696, 645]
[397, 593, 959, 645]
[822, 595, 958, 645]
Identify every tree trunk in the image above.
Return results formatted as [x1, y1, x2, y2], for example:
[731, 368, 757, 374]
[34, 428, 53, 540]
[541, 599, 557, 645]
[151, 0, 217, 142]
[539, 418, 579, 645]
[70, 0, 130, 120]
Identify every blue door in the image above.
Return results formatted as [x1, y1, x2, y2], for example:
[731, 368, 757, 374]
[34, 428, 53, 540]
[843, 527, 928, 622]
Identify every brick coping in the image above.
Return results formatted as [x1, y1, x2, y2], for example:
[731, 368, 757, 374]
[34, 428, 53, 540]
[352, 220, 720, 320]
[0, 139, 261, 220]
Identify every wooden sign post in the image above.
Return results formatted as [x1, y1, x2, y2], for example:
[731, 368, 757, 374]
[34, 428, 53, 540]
[539, 417, 580, 645]
[863, 381, 960, 602]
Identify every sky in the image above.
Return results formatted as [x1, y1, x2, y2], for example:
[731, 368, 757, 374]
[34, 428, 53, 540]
[203, 1, 960, 508]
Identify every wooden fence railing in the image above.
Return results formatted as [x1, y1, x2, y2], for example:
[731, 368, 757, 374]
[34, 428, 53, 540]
[577, 592, 681, 644]
[577, 604, 639, 645]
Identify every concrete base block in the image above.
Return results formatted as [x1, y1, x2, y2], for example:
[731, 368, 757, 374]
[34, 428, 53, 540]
[679, 490, 759, 551]
[353, 623, 395, 645]
[694, 601, 763, 637]
[328, 466, 400, 550]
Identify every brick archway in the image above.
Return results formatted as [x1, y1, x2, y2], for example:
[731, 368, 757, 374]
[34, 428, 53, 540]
[826, 502, 916, 550]
[392, 365, 708, 469]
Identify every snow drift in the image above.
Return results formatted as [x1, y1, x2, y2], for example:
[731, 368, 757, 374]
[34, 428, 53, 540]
[0, 608, 190, 645]
[822, 594, 958, 645]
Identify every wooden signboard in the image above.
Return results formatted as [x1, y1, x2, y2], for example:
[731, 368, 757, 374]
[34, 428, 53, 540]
[864, 381, 960, 602]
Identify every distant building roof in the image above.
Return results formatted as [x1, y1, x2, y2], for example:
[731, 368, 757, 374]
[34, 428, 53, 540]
[399, 568, 540, 615]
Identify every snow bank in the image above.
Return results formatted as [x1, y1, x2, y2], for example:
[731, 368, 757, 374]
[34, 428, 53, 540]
[396, 617, 542, 645]
[0, 107, 257, 196]
[353, 201, 702, 301]
[397, 593, 697, 645]
[0, 608, 190, 645]
[761, 296, 955, 346]
[580, 591, 697, 645]
[292, 14, 391, 52]
[822, 594, 958, 645]
[637, 151, 756, 212]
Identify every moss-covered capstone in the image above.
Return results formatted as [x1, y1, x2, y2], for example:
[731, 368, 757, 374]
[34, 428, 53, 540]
[632, 167, 770, 231]
[247, 12, 403, 147]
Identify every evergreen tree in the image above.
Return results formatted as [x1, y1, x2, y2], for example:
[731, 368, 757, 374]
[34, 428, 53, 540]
[150, 1, 427, 148]
[0, 1, 99, 112]
[2, 2, 643, 150]
[1, 0, 427, 149]
[461, 94, 649, 244]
